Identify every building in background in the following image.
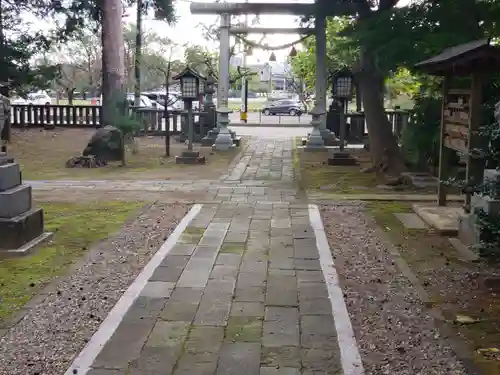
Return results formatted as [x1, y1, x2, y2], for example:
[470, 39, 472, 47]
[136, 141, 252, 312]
[251, 61, 294, 91]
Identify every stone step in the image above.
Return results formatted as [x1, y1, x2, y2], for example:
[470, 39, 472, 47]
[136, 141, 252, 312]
[0, 162, 21, 192]
[394, 212, 427, 229]
[0, 207, 44, 250]
[0, 184, 32, 219]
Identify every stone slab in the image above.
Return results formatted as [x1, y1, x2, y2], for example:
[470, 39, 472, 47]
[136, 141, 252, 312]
[0, 207, 44, 251]
[194, 293, 232, 326]
[263, 320, 300, 347]
[261, 346, 301, 368]
[260, 367, 300, 375]
[231, 302, 264, 317]
[402, 172, 438, 188]
[327, 152, 358, 166]
[140, 281, 176, 298]
[122, 296, 168, 322]
[217, 343, 261, 375]
[0, 184, 31, 218]
[449, 237, 479, 262]
[160, 287, 204, 322]
[93, 319, 156, 369]
[394, 212, 427, 229]
[87, 370, 125, 375]
[413, 204, 460, 235]
[0, 162, 21, 192]
[0, 231, 53, 258]
[0, 153, 14, 166]
[175, 155, 206, 164]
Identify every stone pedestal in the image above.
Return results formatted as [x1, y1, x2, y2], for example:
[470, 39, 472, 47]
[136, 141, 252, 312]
[213, 128, 234, 151]
[175, 150, 206, 164]
[201, 127, 219, 147]
[320, 129, 340, 146]
[328, 151, 358, 166]
[213, 107, 235, 151]
[458, 212, 480, 248]
[305, 106, 327, 152]
[0, 154, 52, 257]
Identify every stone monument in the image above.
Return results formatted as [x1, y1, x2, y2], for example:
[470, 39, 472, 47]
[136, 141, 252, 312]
[0, 94, 52, 256]
[458, 100, 500, 247]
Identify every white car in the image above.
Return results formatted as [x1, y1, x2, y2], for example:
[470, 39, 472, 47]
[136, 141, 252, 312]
[11, 92, 52, 105]
[95, 94, 165, 111]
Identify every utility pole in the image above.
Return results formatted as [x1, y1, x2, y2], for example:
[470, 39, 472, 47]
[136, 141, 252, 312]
[239, 2, 248, 123]
[134, 0, 143, 107]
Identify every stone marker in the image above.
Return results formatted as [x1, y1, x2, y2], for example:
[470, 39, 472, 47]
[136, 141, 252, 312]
[0, 153, 52, 256]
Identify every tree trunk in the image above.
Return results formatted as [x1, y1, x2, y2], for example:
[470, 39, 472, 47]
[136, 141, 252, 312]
[357, 50, 407, 179]
[134, 0, 142, 107]
[67, 88, 75, 105]
[101, 0, 126, 127]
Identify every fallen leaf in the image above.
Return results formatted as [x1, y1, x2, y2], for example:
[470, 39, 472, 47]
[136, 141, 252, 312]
[455, 314, 480, 324]
[477, 348, 500, 353]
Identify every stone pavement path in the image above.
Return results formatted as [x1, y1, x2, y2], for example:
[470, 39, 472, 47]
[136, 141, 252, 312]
[64, 137, 359, 375]
[82, 203, 345, 375]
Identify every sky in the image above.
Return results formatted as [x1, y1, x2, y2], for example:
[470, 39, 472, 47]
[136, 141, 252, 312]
[129, 0, 413, 63]
[29, 0, 413, 64]
[128, 0, 315, 63]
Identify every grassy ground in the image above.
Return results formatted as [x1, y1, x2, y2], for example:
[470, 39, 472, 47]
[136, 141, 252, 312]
[295, 145, 437, 195]
[9, 128, 242, 180]
[0, 200, 143, 323]
[367, 202, 500, 374]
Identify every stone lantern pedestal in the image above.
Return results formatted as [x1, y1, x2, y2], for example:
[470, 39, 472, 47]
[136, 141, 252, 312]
[304, 106, 327, 152]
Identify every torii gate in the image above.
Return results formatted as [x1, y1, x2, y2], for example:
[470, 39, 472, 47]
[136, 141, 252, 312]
[190, 1, 335, 150]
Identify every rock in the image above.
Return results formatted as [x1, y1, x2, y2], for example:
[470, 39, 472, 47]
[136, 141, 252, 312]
[83, 125, 123, 161]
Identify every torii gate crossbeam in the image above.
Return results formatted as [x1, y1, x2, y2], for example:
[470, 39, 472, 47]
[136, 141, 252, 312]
[190, 2, 317, 15]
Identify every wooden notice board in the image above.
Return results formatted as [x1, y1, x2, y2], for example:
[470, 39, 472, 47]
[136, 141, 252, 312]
[443, 89, 471, 154]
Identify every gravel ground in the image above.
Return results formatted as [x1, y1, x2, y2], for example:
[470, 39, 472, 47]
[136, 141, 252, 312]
[0, 202, 188, 375]
[320, 203, 468, 375]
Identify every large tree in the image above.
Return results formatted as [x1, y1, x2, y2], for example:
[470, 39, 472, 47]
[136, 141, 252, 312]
[57, 0, 176, 124]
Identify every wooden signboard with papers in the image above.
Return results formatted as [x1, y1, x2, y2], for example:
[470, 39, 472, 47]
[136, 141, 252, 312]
[443, 89, 470, 154]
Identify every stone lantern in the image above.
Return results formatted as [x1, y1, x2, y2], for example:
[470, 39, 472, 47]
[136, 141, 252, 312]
[173, 66, 206, 164]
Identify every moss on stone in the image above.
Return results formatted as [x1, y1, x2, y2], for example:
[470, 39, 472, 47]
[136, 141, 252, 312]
[220, 243, 245, 254]
[225, 316, 262, 342]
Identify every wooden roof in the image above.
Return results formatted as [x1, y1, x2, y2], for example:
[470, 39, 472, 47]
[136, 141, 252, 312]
[172, 66, 205, 81]
[415, 39, 500, 76]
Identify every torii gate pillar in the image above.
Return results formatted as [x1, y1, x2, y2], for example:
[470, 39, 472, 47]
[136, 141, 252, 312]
[315, 15, 327, 130]
[213, 13, 235, 151]
[311, 14, 337, 146]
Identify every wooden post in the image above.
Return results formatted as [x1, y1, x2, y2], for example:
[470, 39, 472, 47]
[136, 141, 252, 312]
[465, 72, 486, 212]
[438, 75, 451, 206]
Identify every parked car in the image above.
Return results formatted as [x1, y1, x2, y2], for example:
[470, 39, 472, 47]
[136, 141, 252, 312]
[261, 99, 303, 116]
[125, 94, 165, 111]
[93, 94, 164, 111]
[11, 91, 52, 105]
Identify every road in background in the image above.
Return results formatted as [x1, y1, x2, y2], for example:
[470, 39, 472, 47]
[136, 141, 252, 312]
[230, 125, 310, 137]
[229, 112, 312, 125]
